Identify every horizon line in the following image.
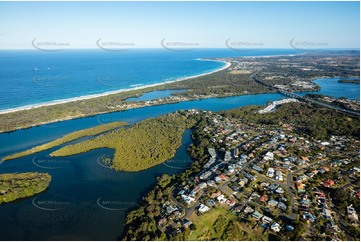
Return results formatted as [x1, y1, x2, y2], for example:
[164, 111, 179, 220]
[0, 47, 360, 51]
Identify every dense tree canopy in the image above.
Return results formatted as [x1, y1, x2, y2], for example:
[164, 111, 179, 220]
[0, 172, 51, 204]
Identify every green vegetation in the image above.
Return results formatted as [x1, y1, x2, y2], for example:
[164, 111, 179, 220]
[121, 113, 272, 241]
[186, 208, 234, 240]
[121, 103, 360, 240]
[3, 121, 127, 161]
[0, 88, 152, 133]
[0, 53, 358, 134]
[220, 102, 360, 140]
[0, 172, 51, 204]
[0, 65, 268, 133]
[50, 111, 197, 171]
[185, 207, 263, 241]
[165, 69, 269, 97]
[122, 174, 174, 241]
[122, 116, 216, 240]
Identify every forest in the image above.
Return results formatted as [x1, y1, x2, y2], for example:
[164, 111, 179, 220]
[0, 172, 51, 204]
[51, 111, 198, 171]
[219, 102, 360, 140]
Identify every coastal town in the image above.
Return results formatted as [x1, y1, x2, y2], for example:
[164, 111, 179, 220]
[102, 53, 360, 118]
[110, 52, 360, 116]
[217, 51, 359, 93]
[0, 1, 359, 241]
[124, 104, 360, 241]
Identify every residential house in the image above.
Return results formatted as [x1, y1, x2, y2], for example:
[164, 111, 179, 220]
[200, 171, 212, 180]
[204, 158, 216, 169]
[253, 165, 263, 172]
[208, 148, 216, 158]
[217, 194, 227, 204]
[266, 168, 275, 178]
[252, 210, 263, 220]
[303, 211, 316, 223]
[322, 208, 333, 220]
[207, 180, 216, 187]
[198, 204, 210, 214]
[178, 190, 185, 195]
[226, 199, 236, 207]
[347, 204, 359, 222]
[214, 176, 222, 183]
[322, 166, 330, 172]
[211, 191, 221, 198]
[285, 225, 295, 231]
[181, 195, 195, 205]
[233, 204, 245, 214]
[231, 185, 241, 193]
[259, 194, 268, 203]
[244, 206, 254, 214]
[278, 202, 287, 211]
[268, 199, 279, 207]
[228, 165, 235, 173]
[268, 184, 279, 191]
[322, 180, 335, 188]
[224, 151, 232, 162]
[264, 152, 274, 161]
[206, 199, 216, 207]
[270, 222, 281, 232]
[238, 178, 248, 187]
[182, 219, 193, 228]
[296, 182, 305, 193]
[244, 173, 256, 181]
[199, 182, 207, 189]
[275, 187, 284, 194]
[262, 216, 273, 224]
[275, 170, 283, 181]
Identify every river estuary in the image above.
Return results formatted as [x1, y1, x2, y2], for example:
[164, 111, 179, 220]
[0, 78, 358, 240]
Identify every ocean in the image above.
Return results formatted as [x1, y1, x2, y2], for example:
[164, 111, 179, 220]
[0, 48, 359, 240]
[0, 48, 303, 111]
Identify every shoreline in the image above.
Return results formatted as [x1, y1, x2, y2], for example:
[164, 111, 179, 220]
[0, 59, 231, 115]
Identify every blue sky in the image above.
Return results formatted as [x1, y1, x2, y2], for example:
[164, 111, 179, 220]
[0, 1, 359, 49]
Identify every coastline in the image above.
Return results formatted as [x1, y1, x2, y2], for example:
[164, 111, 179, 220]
[0, 59, 231, 115]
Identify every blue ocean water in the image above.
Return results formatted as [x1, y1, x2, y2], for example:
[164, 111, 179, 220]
[0, 48, 303, 111]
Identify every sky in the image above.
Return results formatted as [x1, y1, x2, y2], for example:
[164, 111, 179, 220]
[0, 1, 359, 49]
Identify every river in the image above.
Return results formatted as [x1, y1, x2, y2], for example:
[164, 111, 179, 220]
[0, 78, 358, 240]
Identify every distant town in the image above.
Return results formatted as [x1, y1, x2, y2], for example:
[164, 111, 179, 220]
[111, 52, 360, 116]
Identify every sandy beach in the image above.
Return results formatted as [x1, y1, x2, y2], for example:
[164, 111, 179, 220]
[0, 59, 231, 115]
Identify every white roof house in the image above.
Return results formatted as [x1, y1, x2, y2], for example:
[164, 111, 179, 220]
[181, 195, 195, 205]
[270, 222, 281, 232]
[262, 216, 273, 224]
[264, 152, 274, 161]
[266, 168, 275, 178]
[198, 204, 210, 214]
[275, 170, 283, 181]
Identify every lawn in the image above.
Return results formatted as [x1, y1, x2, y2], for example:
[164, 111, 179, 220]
[187, 207, 235, 240]
[186, 206, 268, 240]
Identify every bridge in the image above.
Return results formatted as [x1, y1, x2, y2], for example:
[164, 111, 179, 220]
[251, 72, 360, 117]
